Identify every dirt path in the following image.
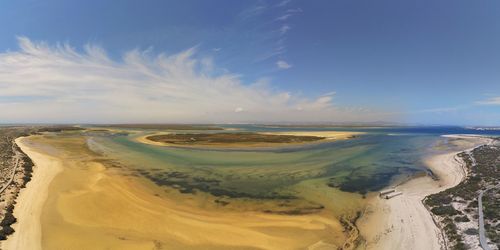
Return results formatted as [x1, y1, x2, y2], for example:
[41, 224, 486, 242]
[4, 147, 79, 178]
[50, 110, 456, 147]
[0, 140, 21, 196]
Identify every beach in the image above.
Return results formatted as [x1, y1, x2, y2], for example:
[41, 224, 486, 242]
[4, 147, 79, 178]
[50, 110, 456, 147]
[3, 134, 352, 249]
[3, 132, 492, 250]
[2, 137, 63, 250]
[358, 135, 490, 250]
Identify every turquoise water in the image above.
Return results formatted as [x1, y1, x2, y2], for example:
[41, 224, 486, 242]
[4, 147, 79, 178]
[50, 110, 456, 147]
[84, 127, 473, 200]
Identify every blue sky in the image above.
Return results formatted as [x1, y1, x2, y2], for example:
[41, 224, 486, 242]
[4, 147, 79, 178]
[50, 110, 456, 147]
[0, 0, 500, 125]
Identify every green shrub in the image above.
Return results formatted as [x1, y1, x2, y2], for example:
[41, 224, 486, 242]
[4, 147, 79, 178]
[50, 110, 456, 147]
[431, 205, 458, 216]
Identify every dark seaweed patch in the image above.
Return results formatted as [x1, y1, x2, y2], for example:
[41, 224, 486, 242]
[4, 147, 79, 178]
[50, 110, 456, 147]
[263, 204, 324, 215]
[137, 169, 296, 200]
[331, 167, 418, 194]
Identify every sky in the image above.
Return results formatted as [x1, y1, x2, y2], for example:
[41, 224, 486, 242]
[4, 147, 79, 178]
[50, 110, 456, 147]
[0, 0, 500, 125]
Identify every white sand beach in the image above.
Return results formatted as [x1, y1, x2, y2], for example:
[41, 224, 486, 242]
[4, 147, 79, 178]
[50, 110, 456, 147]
[2, 137, 63, 250]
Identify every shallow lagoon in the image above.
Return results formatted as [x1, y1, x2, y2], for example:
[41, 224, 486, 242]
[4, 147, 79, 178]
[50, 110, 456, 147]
[22, 126, 499, 249]
[83, 126, 465, 215]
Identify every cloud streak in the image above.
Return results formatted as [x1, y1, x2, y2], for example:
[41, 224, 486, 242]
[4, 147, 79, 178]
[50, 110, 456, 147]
[276, 60, 292, 69]
[0, 37, 391, 123]
[476, 96, 500, 105]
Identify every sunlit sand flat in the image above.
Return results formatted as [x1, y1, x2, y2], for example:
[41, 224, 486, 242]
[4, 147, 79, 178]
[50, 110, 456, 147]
[2, 128, 496, 250]
[7, 133, 365, 250]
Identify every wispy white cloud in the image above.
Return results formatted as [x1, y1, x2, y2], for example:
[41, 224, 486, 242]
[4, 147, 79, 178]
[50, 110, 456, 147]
[279, 25, 291, 34]
[276, 0, 292, 7]
[239, 4, 267, 20]
[476, 96, 500, 105]
[254, 45, 286, 62]
[276, 60, 292, 69]
[286, 8, 303, 13]
[0, 37, 391, 123]
[276, 14, 293, 21]
[276, 8, 302, 21]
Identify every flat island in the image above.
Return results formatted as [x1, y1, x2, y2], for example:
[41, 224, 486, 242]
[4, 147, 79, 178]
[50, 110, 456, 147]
[143, 131, 361, 148]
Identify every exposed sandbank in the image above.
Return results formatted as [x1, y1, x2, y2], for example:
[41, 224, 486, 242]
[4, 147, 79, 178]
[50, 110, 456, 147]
[5, 134, 358, 249]
[358, 135, 491, 250]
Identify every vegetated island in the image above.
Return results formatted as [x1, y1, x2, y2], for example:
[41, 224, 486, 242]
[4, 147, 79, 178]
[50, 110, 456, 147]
[424, 138, 500, 250]
[142, 131, 361, 148]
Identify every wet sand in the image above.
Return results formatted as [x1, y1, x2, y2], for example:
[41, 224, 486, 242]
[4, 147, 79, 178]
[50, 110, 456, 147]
[5, 135, 353, 249]
[358, 135, 491, 250]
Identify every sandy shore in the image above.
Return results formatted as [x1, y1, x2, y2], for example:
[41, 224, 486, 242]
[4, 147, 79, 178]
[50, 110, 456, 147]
[2, 137, 63, 250]
[358, 135, 490, 250]
[6, 132, 485, 250]
[259, 131, 363, 141]
[3, 134, 351, 249]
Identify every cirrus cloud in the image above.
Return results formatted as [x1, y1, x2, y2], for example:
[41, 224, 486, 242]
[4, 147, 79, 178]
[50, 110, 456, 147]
[476, 96, 500, 105]
[276, 60, 292, 69]
[0, 37, 392, 124]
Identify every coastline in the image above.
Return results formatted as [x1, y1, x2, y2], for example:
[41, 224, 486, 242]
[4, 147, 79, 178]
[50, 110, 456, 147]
[2, 136, 63, 250]
[3, 134, 350, 249]
[3, 132, 492, 250]
[357, 135, 490, 250]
